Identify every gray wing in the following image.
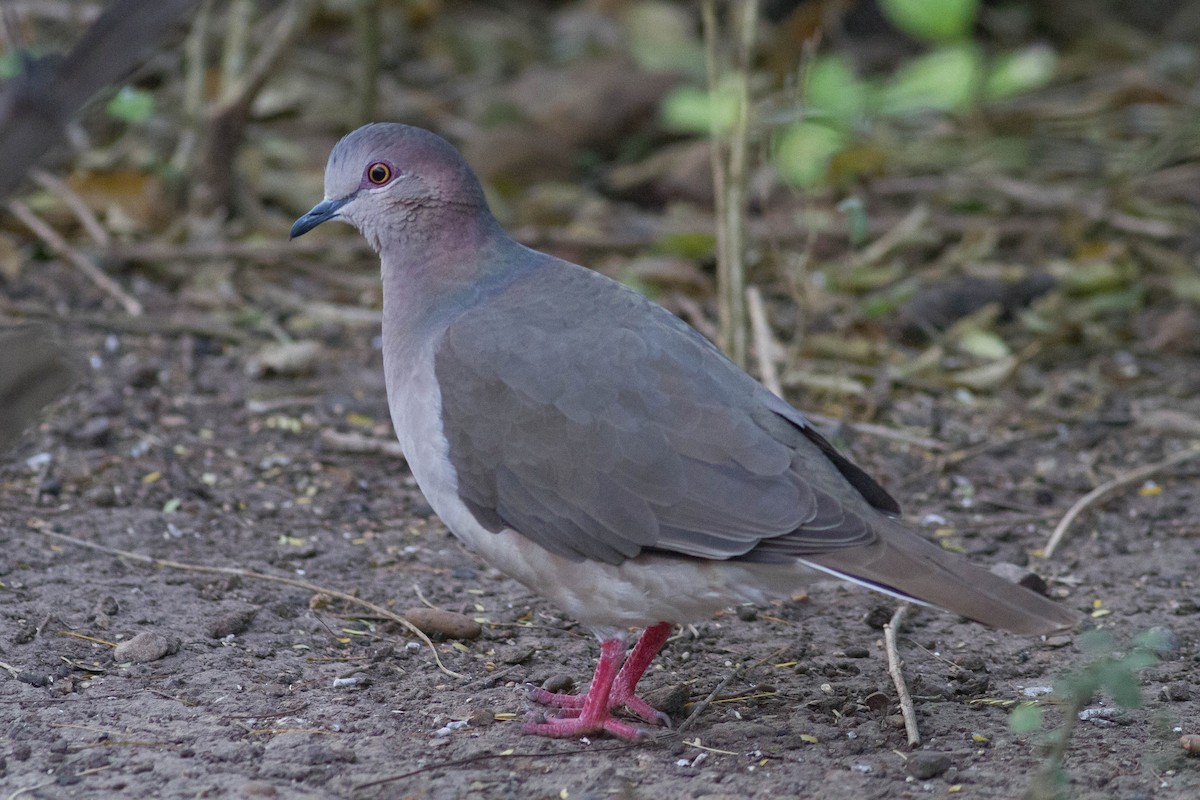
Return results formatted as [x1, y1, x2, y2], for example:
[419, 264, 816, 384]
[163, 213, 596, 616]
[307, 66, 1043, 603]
[433, 260, 898, 566]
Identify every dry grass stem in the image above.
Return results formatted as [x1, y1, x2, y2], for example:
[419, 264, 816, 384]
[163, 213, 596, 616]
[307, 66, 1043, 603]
[1043, 444, 1200, 558]
[28, 525, 463, 679]
[884, 604, 920, 747]
[747, 285, 783, 396]
[6, 199, 143, 315]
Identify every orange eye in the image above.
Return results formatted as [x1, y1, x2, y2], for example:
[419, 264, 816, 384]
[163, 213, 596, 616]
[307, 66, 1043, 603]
[367, 162, 392, 185]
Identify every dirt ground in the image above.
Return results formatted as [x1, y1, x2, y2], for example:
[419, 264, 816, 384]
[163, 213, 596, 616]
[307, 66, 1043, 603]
[1, 253, 1198, 800]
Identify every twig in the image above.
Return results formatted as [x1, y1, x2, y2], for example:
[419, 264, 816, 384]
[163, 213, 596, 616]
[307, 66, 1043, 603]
[722, 0, 758, 369]
[213, 0, 314, 116]
[6, 303, 245, 342]
[701, 0, 732, 361]
[318, 429, 405, 459]
[746, 285, 782, 397]
[5, 778, 58, 800]
[351, 0, 381, 125]
[675, 645, 786, 735]
[27, 525, 463, 679]
[30, 168, 110, 247]
[701, 0, 757, 369]
[851, 204, 930, 268]
[107, 232, 374, 264]
[884, 604, 920, 747]
[676, 666, 740, 735]
[805, 412, 949, 452]
[1043, 444, 1200, 558]
[6, 199, 143, 315]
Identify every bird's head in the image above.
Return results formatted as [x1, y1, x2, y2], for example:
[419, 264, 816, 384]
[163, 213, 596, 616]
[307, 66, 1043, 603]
[290, 123, 489, 249]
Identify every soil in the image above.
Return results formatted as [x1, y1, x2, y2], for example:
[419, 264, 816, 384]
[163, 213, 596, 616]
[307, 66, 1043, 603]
[2, 259, 1199, 800]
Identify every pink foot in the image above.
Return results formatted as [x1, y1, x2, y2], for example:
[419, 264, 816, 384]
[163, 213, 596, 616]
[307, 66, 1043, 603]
[523, 623, 673, 740]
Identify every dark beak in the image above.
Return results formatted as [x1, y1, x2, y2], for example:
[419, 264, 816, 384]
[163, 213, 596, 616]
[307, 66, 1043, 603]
[290, 196, 352, 239]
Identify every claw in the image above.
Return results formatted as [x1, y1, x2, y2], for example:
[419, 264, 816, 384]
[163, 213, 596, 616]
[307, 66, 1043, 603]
[520, 623, 675, 741]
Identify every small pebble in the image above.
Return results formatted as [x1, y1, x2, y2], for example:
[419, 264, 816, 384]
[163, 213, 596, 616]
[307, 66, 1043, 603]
[206, 607, 257, 639]
[953, 654, 986, 672]
[69, 415, 112, 446]
[906, 751, 952, 780]
[83, 484, 120, 507]
[541, 673, 575, 694]
[246, 340, 322, 378]
[113, 631, 176, 663]
[1160, 682, 1192, 702]
[989, 562, 1048, 595]
[735, 605, 758, 622]
[93, 596, 119, 617]
[332, 674, 371, 689]
[17, 671, 50, 687]
[433, 720, 469, 737]
[863, 691, 891, 713]
[401, 607, 482, 640]
[641, 683, 690, 720]
[466, 708, 494, 727]
[863, 605, 893, 630]
[1182, 734, 1200, 755]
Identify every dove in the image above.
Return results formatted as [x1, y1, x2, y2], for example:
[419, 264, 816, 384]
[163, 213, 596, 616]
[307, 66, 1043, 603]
[291, 123, 1077, 740]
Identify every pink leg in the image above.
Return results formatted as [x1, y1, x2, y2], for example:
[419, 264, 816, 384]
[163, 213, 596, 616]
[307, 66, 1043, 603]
[524, 622, 674, 738]
[523, 637, 644, 740]
[609, 622, 673, 725]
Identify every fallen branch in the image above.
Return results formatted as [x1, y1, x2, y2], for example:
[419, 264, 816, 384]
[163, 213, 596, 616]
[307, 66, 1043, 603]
[884, 604, 920, 747]
[27, 524, 462, 679]
[30, 168, 110, 247]
[1043, 444, 1200, 558]
[6, 199, 143, 315]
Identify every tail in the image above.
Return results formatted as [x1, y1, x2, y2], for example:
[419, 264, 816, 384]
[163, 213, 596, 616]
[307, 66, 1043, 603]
[803, 517, 1080, 636]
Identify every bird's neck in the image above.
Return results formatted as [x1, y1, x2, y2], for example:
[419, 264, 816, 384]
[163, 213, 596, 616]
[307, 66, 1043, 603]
[378, 209, 531, 349]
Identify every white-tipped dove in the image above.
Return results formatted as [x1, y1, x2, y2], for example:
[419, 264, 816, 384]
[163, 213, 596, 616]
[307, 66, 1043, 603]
[292, 123, 1078, 741]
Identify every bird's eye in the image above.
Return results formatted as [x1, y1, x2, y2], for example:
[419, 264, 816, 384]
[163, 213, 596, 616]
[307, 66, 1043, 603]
[366, 162, 392, 185]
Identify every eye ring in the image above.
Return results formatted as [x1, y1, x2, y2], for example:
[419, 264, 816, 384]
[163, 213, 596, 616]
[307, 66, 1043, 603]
[366, 162, 393, 185]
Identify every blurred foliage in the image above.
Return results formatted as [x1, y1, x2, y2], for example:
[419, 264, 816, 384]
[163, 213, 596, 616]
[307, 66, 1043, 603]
[661, 0, 1058, 190]
[105, 86, 156, 124]
[0, 0, 1196, 417]
[1010, 629, 1174, 800]
[881, 0, 979, 43]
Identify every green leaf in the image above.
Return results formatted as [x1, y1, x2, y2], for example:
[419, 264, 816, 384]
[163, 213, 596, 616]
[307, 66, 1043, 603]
[881, 0, 979, 43]
[106, 86, 155, 124]
[985, 45, 1057, 100]
[806, 55, 866, 127]
[1077, 628, 1114, 655]
[1098, 661, 1143, 708]
[624, 2, 706, 76]
[654, 231, 717, 260]
[1122, 649, 1158, 672]
[957, 329, 1011, 360]
[774, 121, 848, 188]
[1134, 627, 1175, 653]
[875, 44, 982, 116]
[661, 83, 740, 135]
[1008, 702, 1043, 733]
